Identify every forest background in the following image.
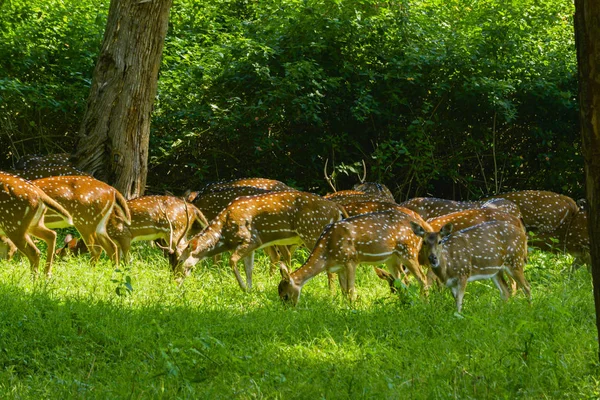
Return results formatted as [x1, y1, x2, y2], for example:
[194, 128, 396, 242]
[0, 0, 579, 199]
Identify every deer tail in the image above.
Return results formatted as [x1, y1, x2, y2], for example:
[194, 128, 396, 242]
[114, 190, 131, 225]
[39, 190, 73, 226]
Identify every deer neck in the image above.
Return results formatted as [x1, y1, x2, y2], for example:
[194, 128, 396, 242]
[290, 245, 329, 288]
[192, 219, 224, 258]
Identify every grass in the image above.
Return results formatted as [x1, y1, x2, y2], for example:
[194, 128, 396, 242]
[0, 243, 598, 399]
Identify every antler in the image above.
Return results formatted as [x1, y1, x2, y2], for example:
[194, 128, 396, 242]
[359, 159, 367, 184]
[324, 158, 337, 192]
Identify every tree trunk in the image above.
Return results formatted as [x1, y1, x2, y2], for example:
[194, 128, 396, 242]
[574, 0, 600, 362]
[72, 0, 173, 198]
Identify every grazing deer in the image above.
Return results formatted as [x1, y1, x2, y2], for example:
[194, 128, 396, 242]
[278, 210, 430, 306]
[486, 190, 578, 233]
[400, 197, 521, 220]
[175, 191, 348, 290]
[191, 185, 295, 272]
[411, 220, 531, 312]
[32, 175, 131, 265]
[107, 196, 208, 264]
[343, 201, 421, 220]
[0, 171, 73, 275]
[530, 200, 590, 267]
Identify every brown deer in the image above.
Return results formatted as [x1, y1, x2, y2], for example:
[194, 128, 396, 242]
[411, 220, 531, 312]
[530, 199, 590, 267]
[32, 175, 131, 265]
[107, 196, 208, 264]
[324, 159, 396, 204]
[0, 171, 73, 275]
[174, 191, 348, 290]
[192, 185, 295, 272]
[352, 182, 395, 203]
[278, 210, 430, 306]
[400, 197, 521, 220]
[486, 190, 578, 233]
[324, 190, 393, 206]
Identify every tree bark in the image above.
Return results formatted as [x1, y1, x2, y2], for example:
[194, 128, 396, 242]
[72, 0, 173, 198]
[574, 0, 600, 362]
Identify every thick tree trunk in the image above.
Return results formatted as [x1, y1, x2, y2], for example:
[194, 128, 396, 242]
[72, 0, 173, 198]
[574, 0, 600, 361]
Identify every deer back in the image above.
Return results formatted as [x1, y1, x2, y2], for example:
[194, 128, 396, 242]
[343, 201, 422, 221]
[486, 190, 578, 232]
[427, 208, 524, 233]
[192, 186, 270, 221]
[33, 175, 129, 228]
[352, 182, 395, 203]
[200, 178, 294, 194]
[400, 197, 480, 220]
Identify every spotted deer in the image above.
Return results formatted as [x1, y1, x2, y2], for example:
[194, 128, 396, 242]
[0, 171, 73, 275]
[530, 200, 590, 267]
[343, 200, 433, 289]
[14, 153, 71, 170]
[400, 197, 521, 221]
[323, 159, 396, 203]
[412, 220, 531, 312]
[278, 210, 430, 305]
[175, 191, 348, 290]
[32, 175, 131, 265]
[107, 196, 208, 264]
[486, 190, 578, 233]
[191, 185, 295, 272]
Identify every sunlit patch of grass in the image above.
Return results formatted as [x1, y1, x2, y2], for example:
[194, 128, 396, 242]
[0, 246, 597, 398]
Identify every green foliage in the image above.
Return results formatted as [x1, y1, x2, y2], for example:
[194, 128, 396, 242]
[0, 245, 597, 398]
[0, 0, 580, 198]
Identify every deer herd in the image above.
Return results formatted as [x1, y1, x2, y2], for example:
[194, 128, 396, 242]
[0, 154, 591, 312]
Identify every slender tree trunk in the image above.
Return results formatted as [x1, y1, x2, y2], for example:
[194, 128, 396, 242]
[72, 0, 173, 198]
[574, 0, 600, 362]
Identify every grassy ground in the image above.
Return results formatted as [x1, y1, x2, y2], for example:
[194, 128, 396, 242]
[0, 244, 598, 399]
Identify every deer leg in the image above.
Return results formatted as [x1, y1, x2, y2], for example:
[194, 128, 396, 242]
[11, 232, 41, 276]
[344, 262, 357, 302]
[337, 270, 348, 297]
[491, 273, 511, 300]
[452, 276, 468, 313]
[404, 258, 429, 292]
[242, 252, 255, 290]
[506, 264, 531, 300]
[95, 232, 119, 266]
[229, 243, 257, 292]
[29, 223, 57, 277]
[264, 246, 279, 276]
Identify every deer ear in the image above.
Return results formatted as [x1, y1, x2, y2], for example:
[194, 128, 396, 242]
[410, 221, 426, 237]
[440, 223, 453, 237]
[64, 233, 73, 243]
[577, 198, 587, 211]
[279, 264, 291, 281]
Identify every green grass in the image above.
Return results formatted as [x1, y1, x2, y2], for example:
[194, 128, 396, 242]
[0, 245, 598, 399]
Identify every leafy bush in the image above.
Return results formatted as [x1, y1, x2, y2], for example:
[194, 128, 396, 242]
[0, 0, 580, 198]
